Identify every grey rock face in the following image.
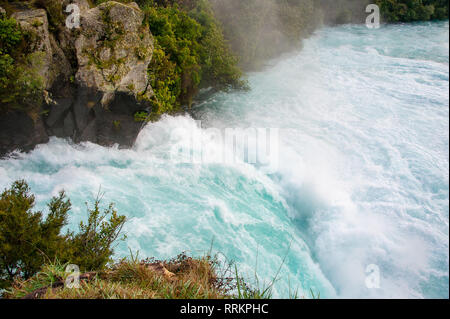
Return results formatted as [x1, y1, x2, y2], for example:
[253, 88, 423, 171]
[0, 113, 49, 157]
[0, 1, 154, 157]
[74, 1, 154, 105]
[11, 9, 54, 89]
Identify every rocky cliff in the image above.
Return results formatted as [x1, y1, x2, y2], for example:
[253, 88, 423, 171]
[0, 1, 154, 157]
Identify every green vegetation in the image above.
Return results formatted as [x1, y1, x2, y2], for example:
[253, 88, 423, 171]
[211, 0, 448, 70]
[112, 119, 121, 130]
[376, 0, 449, 22]
[4, 254, 230, 299]
[4, 248, 304, 299]
[0, 14, 44, 116]
[0, 180, 126, 289]
[134, 110, 149, 122]
[34, 0, 64, 30]
[139, 0, 246, 115]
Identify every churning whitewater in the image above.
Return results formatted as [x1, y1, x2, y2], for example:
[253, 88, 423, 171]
[1, 22, 448, 298]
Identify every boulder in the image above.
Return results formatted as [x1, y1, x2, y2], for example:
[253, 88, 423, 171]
[11, 8, 72, 91]
[66, 1, 154, 146]
[74, 1, 154, 106]
[11, 9, 54, 89]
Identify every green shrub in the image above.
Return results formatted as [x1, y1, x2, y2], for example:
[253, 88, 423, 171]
[0, 180, 69, 288]
[141, 0, 245, 112]
[0, 15, 21, 51]
[66, 198, 126, 271]
[134, 110, 150, 122]
[376, 0, 449, 22]
[0, 180, 126, 289]
[147, 43, 180, 114]
[190, 0, 246, 90]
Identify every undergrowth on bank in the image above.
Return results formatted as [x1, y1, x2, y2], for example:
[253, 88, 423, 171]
[4, 252, 318, 299]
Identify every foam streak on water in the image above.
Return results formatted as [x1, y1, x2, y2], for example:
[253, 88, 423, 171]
[1, 22, 449, 298]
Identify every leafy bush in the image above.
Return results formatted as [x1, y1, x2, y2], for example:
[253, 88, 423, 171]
[147, 43, 180, 114]
[0, 180, 69, 288]
[376, 0, 449, 22]
[140, 0, 245, 113]
[0, 180, 126, 289]
[0, 14, 21, 51]
[65, 198, 126, 271]
[190, 0, 246, 90]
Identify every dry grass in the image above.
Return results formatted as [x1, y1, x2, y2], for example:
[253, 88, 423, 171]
[4, 253, 234, 299]
[4, 250, 308, 299]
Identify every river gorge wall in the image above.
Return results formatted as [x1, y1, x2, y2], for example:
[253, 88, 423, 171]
[0, 0, 154, 156]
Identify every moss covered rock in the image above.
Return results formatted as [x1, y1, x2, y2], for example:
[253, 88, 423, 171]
[0, 1, 155, 156]
[75, 1, 154, 107]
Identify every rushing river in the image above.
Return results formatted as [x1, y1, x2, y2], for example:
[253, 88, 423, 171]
[1, 21, 449, 298]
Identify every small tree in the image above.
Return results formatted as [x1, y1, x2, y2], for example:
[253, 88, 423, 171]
[67, 197, 127, 271]
[0, 180, 70, 288]
[0, 180, 126, 289]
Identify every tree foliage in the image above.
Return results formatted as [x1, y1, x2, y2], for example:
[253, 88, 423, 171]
[67, 198, 126, 271]
[0, 180, 126, 289]
[376, 0, 449, 22]
[140, 0, 246, 112]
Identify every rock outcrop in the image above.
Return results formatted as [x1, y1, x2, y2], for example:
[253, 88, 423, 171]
[74, 1, 153, 105]
[0, 111, 49, 156]
[1, 7, 55, 156]
[0, 1, 154, 157]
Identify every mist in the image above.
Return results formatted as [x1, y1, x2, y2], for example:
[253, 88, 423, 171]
[208, 0, 372, 70]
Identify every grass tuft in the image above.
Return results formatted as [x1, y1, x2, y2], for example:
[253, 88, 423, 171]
[4, 248, 319, 299]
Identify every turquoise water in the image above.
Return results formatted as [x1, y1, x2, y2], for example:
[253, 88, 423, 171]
[1, 22, 448, 298]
